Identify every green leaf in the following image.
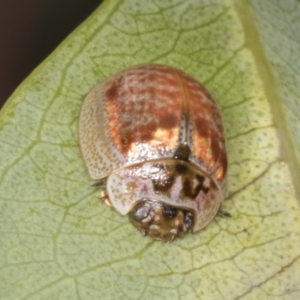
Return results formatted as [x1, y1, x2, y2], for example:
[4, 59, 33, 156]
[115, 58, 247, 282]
[1, 0, 299, 299]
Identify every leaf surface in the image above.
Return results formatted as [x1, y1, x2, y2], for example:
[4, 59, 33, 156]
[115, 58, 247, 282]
[1, 0, 299, 299]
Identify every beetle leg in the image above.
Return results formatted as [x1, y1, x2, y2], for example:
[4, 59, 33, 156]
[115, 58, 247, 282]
[91, 180, 106, 187]
[99, 190, 113, 206]
[217, 209, 231, 217]
[100, 196, 113, 207]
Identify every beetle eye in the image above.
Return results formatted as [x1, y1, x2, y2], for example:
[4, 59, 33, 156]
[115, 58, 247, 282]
[184, 212, 194, 232]
[131, 202, 151, 222]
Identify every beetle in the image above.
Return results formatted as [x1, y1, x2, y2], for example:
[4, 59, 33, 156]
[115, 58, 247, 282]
[78, 64, 228, 241]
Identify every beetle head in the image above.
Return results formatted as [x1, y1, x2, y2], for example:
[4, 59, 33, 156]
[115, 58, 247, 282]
[130, 199, 194, 242]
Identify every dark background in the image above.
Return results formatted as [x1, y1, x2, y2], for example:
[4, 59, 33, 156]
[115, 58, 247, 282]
[0, 0, 102, 109]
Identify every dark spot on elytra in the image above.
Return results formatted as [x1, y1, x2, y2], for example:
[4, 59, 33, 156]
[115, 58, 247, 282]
[146, 73, 157, 82]
[139, 125, 155, 142]
[145, 120, 157, 132]
[106, 75, 126, 102]
[159, 112, 178, 129]
[105, 84, 119, 101]
[194, 117, 210, 138]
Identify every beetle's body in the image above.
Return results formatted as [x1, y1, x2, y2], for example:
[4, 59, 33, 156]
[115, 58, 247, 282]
[79, 64, 227, 241]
